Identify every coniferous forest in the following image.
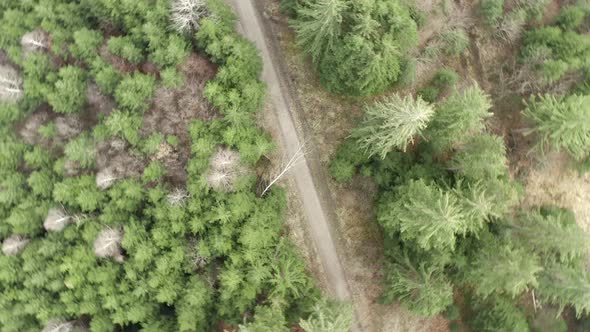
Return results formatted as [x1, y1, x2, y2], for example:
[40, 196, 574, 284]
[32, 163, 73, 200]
[0, 0, 355, 330]
[2, 0, 590, 331]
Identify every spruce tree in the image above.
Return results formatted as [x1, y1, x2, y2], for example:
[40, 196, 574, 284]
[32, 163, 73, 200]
[537, 263, 590, 316]
[523, 94, 590, 160]
[451, 133, 508, 181]
[425, 84, 492, 153]
[464, 242, 542, 299]
[381, 253, 453, 317]
[352, 94, 434, 158]
[378, 179, 468, 252]
[291, 0, 346, 62]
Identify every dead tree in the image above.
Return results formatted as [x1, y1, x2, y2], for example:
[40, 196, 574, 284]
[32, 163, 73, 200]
[44, 207, 73, 232]
[96, 168, 119, 190]
[21, 30, 49, 52]
[167, 188, 190, 205]
[41, 319, 88, 332]
[171, 0, 208, 33]
[2, 235, 30, 256]
[0, 65, 23, 102]
[206, 147, 243, 192]
[261, 143, 307, 196]
[94, 228, 124, 262]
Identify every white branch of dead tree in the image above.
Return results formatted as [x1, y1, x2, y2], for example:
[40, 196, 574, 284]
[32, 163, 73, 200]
[261, 142, 308, 196]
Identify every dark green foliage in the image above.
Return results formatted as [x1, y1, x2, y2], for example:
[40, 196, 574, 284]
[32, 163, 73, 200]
[329, 138, 369, 182]
[537, 263, 590, 316]
[529, 307, 567, 332]
[468, 294, 530, 332]
[47, 66, 87, 114]
[142, 161, 166, 183]
[480, 0, 505, 26]
[289, 0, 418, 95]
[91, 58, 122, 95]
[419, 68, 459, 102]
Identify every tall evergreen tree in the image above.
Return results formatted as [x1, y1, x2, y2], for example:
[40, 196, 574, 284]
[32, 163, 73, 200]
[299, 299, 354, 332]
[381, 252, 453, 317]
[537, 263, 590, 316]
[425, 84, 492, 153]
[352, 94, 434, 158]
[291, 0, 346, 62]
[464, 242, 542, 299]
[523, 94, 590, 160]
[378, 179, 468, 252]
[451, 133, 508, 181]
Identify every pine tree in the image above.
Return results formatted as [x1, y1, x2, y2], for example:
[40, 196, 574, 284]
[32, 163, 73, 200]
[451, 133, 508, 181]
[239, 305, 289, 332]
[299, 299, 354, 332]
[523, 94, 590, 160]
[378, 179, 468, 252]
[291, 0, 346, 62]
[352, 94, 434, 158]
[464, 242, 542, 299]
[381, 252, 453, 317]
[425, 84, 492, 153]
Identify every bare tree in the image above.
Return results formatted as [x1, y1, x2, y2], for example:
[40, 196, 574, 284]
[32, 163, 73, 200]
[206, 147, 243, 192]
[261, 143, 307, 196]
[96, 168, 119, 190]
[187, 237, 208, 271]
[171, 0, 208, 33]
[2, 235, 30, 256]
[41, 319, 88, 332]
[94, 228, 124, 262]
[167, 187, 190, 205]
[44, 207, 73, 232]
[0, 65, 23, 102]
[21, 30, 49, 52]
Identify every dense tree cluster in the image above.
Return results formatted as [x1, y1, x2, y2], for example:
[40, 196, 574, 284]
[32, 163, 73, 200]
[331, 83, 590, 329]
[283, 0, 418, 95]
[0, 0, 347, 331]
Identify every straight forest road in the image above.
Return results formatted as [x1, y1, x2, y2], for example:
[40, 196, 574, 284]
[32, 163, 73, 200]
[226, 0, 361, 328]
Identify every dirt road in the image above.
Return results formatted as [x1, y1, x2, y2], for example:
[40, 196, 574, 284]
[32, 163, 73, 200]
[226, 0, 356, 314]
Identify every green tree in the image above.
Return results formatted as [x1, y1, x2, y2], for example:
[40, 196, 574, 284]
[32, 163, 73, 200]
[47, 66, 87, 114]
[508, 208, 586, 264]
[299, 299, 354, 332]
[425, 84, 492, 153]
[450, 133, 508, 181]
[468, 294, 530, 332]
[352, 94, 434, 158]
[70, 28, 104, 62]
[239, 306, 289, 332]
[64, 134, 96, 169]
[381, 253, 453, 317]
[464, 242, 542, 299]
[114, 73, 156, 113]
[537, 263, 590, 316]
[290, 0, 346, 62]
[523, 94, 590, 160]
[107, 36, 144, 64]
[378, 180, 468, 252]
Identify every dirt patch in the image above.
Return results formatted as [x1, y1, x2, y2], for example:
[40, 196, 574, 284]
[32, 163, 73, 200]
[141, 53, 218, 186]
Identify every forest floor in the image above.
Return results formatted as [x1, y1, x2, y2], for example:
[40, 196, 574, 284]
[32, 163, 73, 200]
[251, 0, 589, 331]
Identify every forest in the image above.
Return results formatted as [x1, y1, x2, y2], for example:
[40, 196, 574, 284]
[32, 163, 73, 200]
[281, 0, 590, 331]
[0, 0, 353, 331]
[2, 0, 590, 331]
